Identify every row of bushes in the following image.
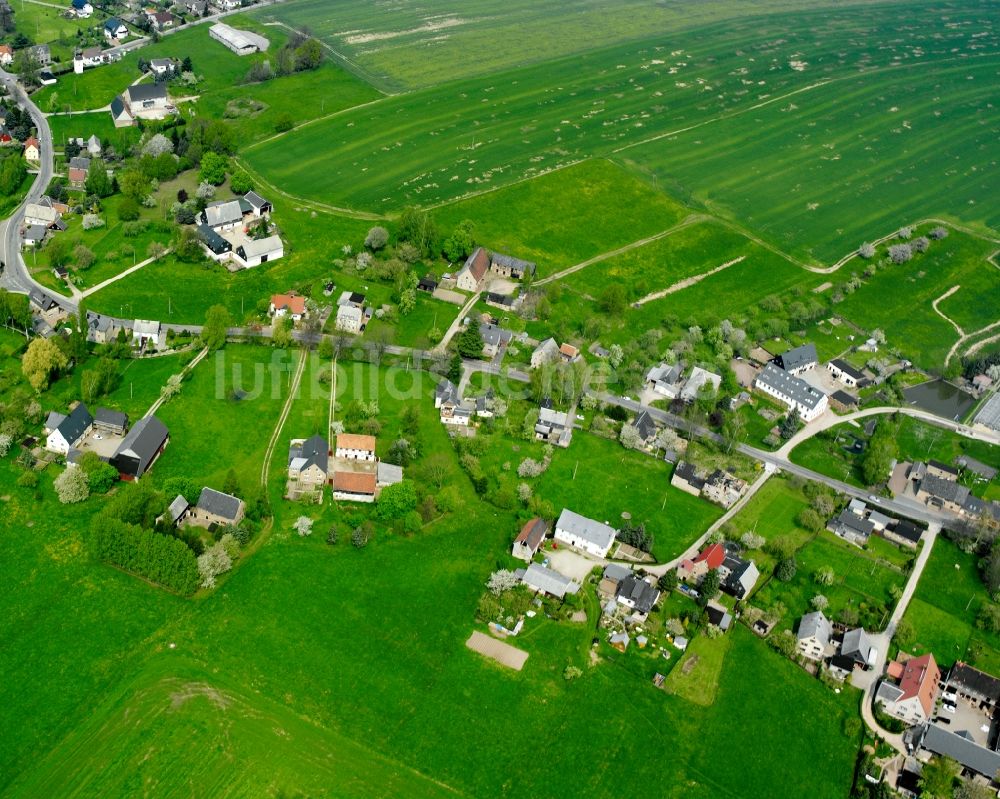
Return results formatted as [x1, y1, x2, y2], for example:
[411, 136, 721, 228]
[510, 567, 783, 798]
[89, 518, 200, 595]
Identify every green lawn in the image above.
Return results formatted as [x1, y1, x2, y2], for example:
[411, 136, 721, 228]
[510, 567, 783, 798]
[663, 630, 732, 706]
[432, 159, 688, 278]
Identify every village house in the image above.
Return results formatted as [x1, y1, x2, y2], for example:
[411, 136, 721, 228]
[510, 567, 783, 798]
[559, 343, 580, 362]
[840, 628, 876, 669]
[23, 136, 40, 162]
[74, 46, 107, 72]
[554, 508, 617, 558]
[86, 135, 102, 157]
[520, 562, 578, 599]
[86, 311, 121, 345]
[680, 367, 722, 402]
[166, 495, 190, 526]
[0, 45, 11, 67]
[187, 487, 246, 529]
[201, 199, 247, 232]
[23, 202, 59, 228]
[22, 225, 47, 248]
[28, 44, 51, 67]
[720, 551, 759, 599]
[198, 225, 233, 259]
[615, 574, 660, 615]
[775, 343, 818, 376]
[796, 610, 832, 661]
[335, 433, 376, 462]
[455, 248, 490, 292]
[185, 0, 208, 13]
[269, 292, 307, 322]
[287, 435, 329, 495]
[332, 471, 377, 503]
[149, 58, 175, 77]
[632, 409, 657, 446]
[45, 403, 94, 454]
[70, 0, 93, 16]
[531, 338, 560, 369]
[94, 408, 128, 436]
[754, 363, 828, 422]
[876, 653, 941, 725]
[109, 415, 169, 480]
[147, 10, 176, 30]
[67, 156, 90, 187]
[671, 460, 706, 497]
[702, 470, 748, 509]
[235, 236, 283, 267]
[132, 319, 166, 352]
[434, 379, 460, 409]
[677, 542, 725, 582]
[827, 358, 865, 388]
[336, 304, 364, 334]
[646, 362, 685, 398]
[104, 18, 129, 41]
[512, 517, 549, 562]
[479, 323, 513, 358]
[535, 406, 572, 446]
[120, 83, 172, 123]
[827, 508, 875, 545]
[884, 518, 924, 549]
[488, 251, 536, 280]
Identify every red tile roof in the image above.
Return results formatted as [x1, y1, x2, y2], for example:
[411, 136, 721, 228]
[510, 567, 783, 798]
[515, 518, 548, 549]
[333, 471, 376, 494]
[897, 653, 941, 718]
[270, 292, 305, 316]
[336, 433, 376, 452]
[694, 543, 726, 570]
[466, 247, 489, 282]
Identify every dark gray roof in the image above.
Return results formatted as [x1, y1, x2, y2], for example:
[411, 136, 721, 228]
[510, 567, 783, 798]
[830, 389, 858, 407]
[919, 473, 969, 504]
[829, 358, 864, 381]
[196, 487, 242, 521]
[634, 409, 656, 441]
[197, 224, 231, 254]
[602, 563, 632, 582]
[841, 628, 873, 664]
[417, 276, 438, 291]
[112, 415, 168, 476]
[435, 379, 459, 404]
[831, 509, 875, 537]
[94, 407, 128, 429]
[555, 509, 616, 551]
[918, 723, 1000, 778]
[522, 562, 577, 598]
[777, 343, 818, 372]
[56, 403, 93, 445]
[948, 662, 1000, 703]
[68, 156, 90, 170]
[243, 190, 268, 209]
[490, 251, 536, 277]
[167, 494, 189, 524]
[955, 455, 997, 481]
[615, 574, 659, 613]
[756, 363, 826, 411]
[721, 556, 759, 598]
[289, 434, 328, 473]
[479, 323, 513, 348]
[126, 83, 167, 104]
[891, 519, 923, 544]
[673, 460, 705, 490]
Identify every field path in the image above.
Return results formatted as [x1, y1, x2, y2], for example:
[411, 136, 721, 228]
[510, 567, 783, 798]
[260, 348, 307, 487]
[143, 345, 209, 418]
[632, 256, 745, 306]
[327, 355, 338, 438]
[433, 291, 481, 354]
[534, 214, 706, 287]
[79, 249, 172, 299]
[931, 285, 964, 337]
[965, 329, 1000, 359]
[947, 319, 1000, 366]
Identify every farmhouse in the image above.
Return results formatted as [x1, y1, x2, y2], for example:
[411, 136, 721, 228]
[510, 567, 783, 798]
[110, 415, 169, 479]
[615, 574, 660, 614]
[876, 653, 941, 725]
[702, 470, 748, 509]
[22, 225, 47, 248]
[201, 199, 246, 232]
[22, 137, 40, 162]
[166, 495, 190, 526]
[70, 0, 92, 16]
[796, 611, 832, 661]
[775, 343, 818, 375]
[554, 508, 616, 558]
[755, 363, 828, 422]
[489, 251, 536, 280]
[520, 562, 579, 599]
[209, 23, 269, 55]
[94, 408, 128, 436]
[86, 312, 121, 345]
[198, 225, 233, 258]
[680, 367, 721, 402]
[332, 471, 377, 503]
[535, 406, 572, 446]
[531, 338, 560, 368]
[671, 460, 705, 496]
[884, 519, 923, 549]
[133, 319, 166, 351]
[23, 202, 58, 227]
[269, 292, 307, 322]
[288, 435, 329, 491]
[677, 542, 725, 582]
[103, 19, 129, 41]
[335, 434, 376, 462]
[456, 247, 490, 292]
[188, 487, 246, 529]
[912, 723, 1000, 782]
[67, 156, 90, 187]
[45, 403, 93, 454]
[512, 517, 548, 562]
[840, 628, 876, 669]
[109, 97, 134, 127]
[632, 409, 657, 445]
[645, 362, 684, 398]
[234, 234, 283, 267]
[479, 323, 513, 358]
[827, 358, 865, 388]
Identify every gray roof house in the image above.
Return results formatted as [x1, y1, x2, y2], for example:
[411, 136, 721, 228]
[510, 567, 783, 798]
[615, 574, 660, 614]
[721, 554, 759, 599]
[194, 487, 244, 524]
[554, 508, 617, 558]
[521, 562, 579, 599]
[755, 363, 828, 421]
[796, 610, 832, 660]
[93, 407, 128, 434]
[201, 199, 247, 229]
[288, 434, 329, 474]
[914, 723, 1000, 780]
[167, 494, 190, 525]
[434, 379, 460, 408]
[646, 362, 685, 398]
[47, 403, 93, 452]
[110, 415, 169, 479]
[827, 509, 875, 543]
[776, 343, 818, 374]
[633, 409, 657, 443]
[841, 628, 875, 667]
[479, 323, 513, 356]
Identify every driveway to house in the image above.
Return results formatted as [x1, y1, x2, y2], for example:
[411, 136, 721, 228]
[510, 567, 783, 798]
[432, 291, 480, 354]
[547, 548, 603, 582]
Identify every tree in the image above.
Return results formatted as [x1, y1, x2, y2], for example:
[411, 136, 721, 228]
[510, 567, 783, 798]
[397, 206, 436, 256]
[895, 617, 916, 649]
[486, 569, 519, 595]
[81, 358, 119, 404]
[955, 781, 994, 799]
[271, 314, 293, 349]
[768, 629, 798, 659]
[172, 225, 203, 259]
[814, 565, 835, 586]
[199, 151, 229, 185]
[443, 219, 475, 262]
[77, 451, 119, 493]
[0, 153, 26, 195]
[619, 423, 642, 450]
[22, 337, 69, 391]
[776, 557, 797, 582]
[351, 521, 374, 548]
[229, 170, 253, 194]
[599, 284, 626, 315]
[811, 594, 828, 611]
[72, 243, 96, 271]
[919, 755, 959, 798]
[118, 168, 151, 201]
[888, 243, 913, 264]
[197, 540, 233, 587]
[376, 480, 417, 520]
[0, 433, 12, 458]
[294, 516, 314, 537]
[142, 133, 174, 157]
[274, 114, 294, 133]
[364, 226, 389, 251]
[456, 323, 483, 359]
[201, 304, 231, 351]
[55, 466, 90, 504]
[223, 468, 241, 498]
[658, 570, 678, 593]
[447, 352, 463, 383]
[740, 532, 765, 551]
[796, 507, 824, 533]
[698, 569, 721, 607]
[858, 242, 876, 258]
[294, 37, 324, 70]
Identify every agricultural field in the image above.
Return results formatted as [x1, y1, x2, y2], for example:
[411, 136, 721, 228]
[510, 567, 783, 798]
[251, 0, 872, 92]
[432, 159, 689, 278]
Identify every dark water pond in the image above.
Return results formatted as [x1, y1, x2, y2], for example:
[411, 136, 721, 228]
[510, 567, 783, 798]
[903, 379, 976, 421]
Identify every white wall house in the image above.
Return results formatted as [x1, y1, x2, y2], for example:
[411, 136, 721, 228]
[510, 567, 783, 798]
[335, 434, 376, 462]
[554, 508, 617, 558]
[755, 364, 828, 422]
[795, 611, 831, 661]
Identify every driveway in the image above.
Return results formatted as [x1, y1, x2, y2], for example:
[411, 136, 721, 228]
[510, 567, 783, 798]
[547, 548, 603, 582]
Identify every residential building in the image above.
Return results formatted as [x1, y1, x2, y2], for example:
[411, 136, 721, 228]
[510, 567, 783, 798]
[559, 343, 580, 362]
[288, 436, 329, 489]
[45, 403, 93, 454]
[0, 45, 11, 66]
[702, 470, 747, 509]
[200, 199, 246, 232]
[671, 461, 705, 496]
[132, 319, 166, 351]
[209, 22, 267, 55]
[269, 292, 307, 321]
[512, 517, 548, 562]
[827, 358, 865, 388]
[28, 44, 51, 66]
[93, 408, 128, 436]
[796, 610, 832, 660]
[706, 601, 733, 631]
[841, 628, 876, 668]
[456, 247, 490, 292]
[554, 508, 617, 558]
[149, 58, 174, 76]
[876, 653, 941, 725]
[86, 311, 121, 345]
[167, 495, 190, 526]
[535, 406, 571, 446]
[110, 96, 134, 127]
[479, 323, 513, 358]
[927, 459, 960, 481]
[632, 409, 657, 444]
[646, 362, 685, 398]
[67, 156, 90, 187]
[336, 304, 364, 334]
[489, 251, 535, 280]
[884, 519, 923, 549]
[720, 553, 759, 599]
[123, 84, 170, 120]
[827, 509, 875, 545]
[677, 542, 726, 582]
[912, 723, 1000, 782]
[521, 562, 579, 599]
[531, 337, 560, 368]
[104, 18, 129, 41]
[110, 415, 169, 479]
[23, 202, 58, 227]
[188, 487, 245, 528]
[335, 433, 376, 462]
[23, 136, 40, 162]
[775, 343, 818, 375]
[916, 473, 976, 516]
[148, 10, 176, 30]
[615, 574, 660, 614]
[198, 225, 233, 259]
[332, 471, 377, 502]
[434, 379, 460, 409]
[70, 0, 93, 16]
[86, 135, 102, 157]
[22, 225, 47, 248]
[680, 366, 722, 402]
[754, 363, 828, 422]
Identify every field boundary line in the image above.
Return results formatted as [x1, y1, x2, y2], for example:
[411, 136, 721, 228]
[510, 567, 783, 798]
[241, 95, 393, 154]
[143, 345, 209, 418]
[260, 348, 307, 487]
[633, 255, 746, 306]
[535, 214, 707, 286]
[422, 159, 587, 212]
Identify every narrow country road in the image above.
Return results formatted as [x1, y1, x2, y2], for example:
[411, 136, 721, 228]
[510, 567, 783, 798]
[433, 290, 480, 354]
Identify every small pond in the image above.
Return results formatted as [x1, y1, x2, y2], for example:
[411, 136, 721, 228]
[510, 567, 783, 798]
[903, 379, 976, 421]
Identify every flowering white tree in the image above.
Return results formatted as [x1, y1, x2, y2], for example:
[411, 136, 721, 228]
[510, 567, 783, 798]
[294, 516, 314, 537]
[487, 569, 520, 596]
[54, 466, 89, 504]
[619, 424, 643, 450]
[196, 181, 216, 200]
[0, 433, 12, 458]
[198, 542, 233, 588]
[811, 594, 829, 611]
[142, 133, 174, 157]
[858, 242, 876, 258]
[517, 482, 533, 503]
[740, 532, 765, 551]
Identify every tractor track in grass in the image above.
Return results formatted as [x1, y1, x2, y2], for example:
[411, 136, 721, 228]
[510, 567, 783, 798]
[260, 348, 307, 487]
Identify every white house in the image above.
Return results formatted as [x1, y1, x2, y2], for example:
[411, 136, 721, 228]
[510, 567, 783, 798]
[776, 343, 818, 375]
[71, 0, 93, 18]
[45, 403, 93, 454]
[149, 58, 174, 76]
[456, 247, 490, 292]
[132, 319, 166, 352]
[0, 45, 13, 67]
[336, 304, 363, 334]
[875, 654, 941, 726]
[680, 367, 721, 402]
[23, 202, 58, 227]
[235, 235, 283, 267]
[827, 358, 864, 388]
[755, 363, 828, 422]
[531, 338, 560, 369]
[335, 433, 376, 462]
[104, 18, 129, 41]
[554, 508, 617, 558]
[795, 611, 832, 661]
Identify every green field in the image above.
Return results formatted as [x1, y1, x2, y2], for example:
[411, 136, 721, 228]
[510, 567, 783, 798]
[252, 0, 876, 92]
